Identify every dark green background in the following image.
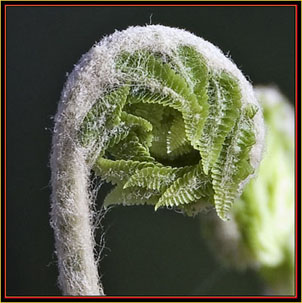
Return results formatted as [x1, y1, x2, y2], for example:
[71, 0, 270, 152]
[6, 5, 295, 296]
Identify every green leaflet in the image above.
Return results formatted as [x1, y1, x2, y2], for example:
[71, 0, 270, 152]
[94, 157, 155, 184]
[118, 51, 205, 151]
[166, 112, 192, 158]
[104, 124, 131, 150]
[199, 72, 241, 175]
[148, 107, 175, 160]
[155, 161, 213, 210]
[120, 111, 153, 148]
[78, 45, 258, 220]
[126, 102, 180, 160]
[177, 45, 210, 140]
[104, 184, 160, 208]
[124, 165, 192, 192]
[120, 111, 152, 133]
[212, 104, 257, 220]
[125, 102, 164, 125]
[128, 88, 205, 153]
[118, 50, 193, 101]
[80, 85, 130, 147]
[125, 103, 166, 155]
[108, 133, 156, 163]
[177, 45, 209, 101]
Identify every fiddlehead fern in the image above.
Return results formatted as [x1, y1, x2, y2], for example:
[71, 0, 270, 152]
[50, 25, 264, 295]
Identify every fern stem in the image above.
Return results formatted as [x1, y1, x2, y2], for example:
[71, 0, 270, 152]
[50, 123, 104, 295]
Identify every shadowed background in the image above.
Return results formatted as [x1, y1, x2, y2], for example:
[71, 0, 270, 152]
[6, 5, 295, 296]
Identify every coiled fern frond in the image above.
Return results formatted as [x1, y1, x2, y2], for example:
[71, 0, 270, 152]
[50, 25, 265, 295]
[80, 44, 261, 221]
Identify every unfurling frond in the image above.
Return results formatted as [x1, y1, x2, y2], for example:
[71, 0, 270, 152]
[78, 45, 261, 220]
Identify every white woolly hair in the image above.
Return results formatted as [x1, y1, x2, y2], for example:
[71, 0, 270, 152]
[50, 25, 265, 296]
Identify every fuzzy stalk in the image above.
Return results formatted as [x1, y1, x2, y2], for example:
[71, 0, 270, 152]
[50, 117, 103, 295]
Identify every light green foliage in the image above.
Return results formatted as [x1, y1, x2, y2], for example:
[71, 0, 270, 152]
[104, 184, 160, 208]
[79, 46, 258, 219]
[124, 165, 192, 192]
[166, 113, 192, 158]
[212, 105, 257, 220]
[80, 85, 130, 148]
[94, 157, 155, 184]
[199, 73, 241, 175]
[155, 161, 213, 209]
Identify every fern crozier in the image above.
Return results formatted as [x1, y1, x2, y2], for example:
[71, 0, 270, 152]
[51, 25, 265, 295]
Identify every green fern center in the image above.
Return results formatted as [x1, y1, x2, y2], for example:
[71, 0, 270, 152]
[79, 46, 257, 220]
